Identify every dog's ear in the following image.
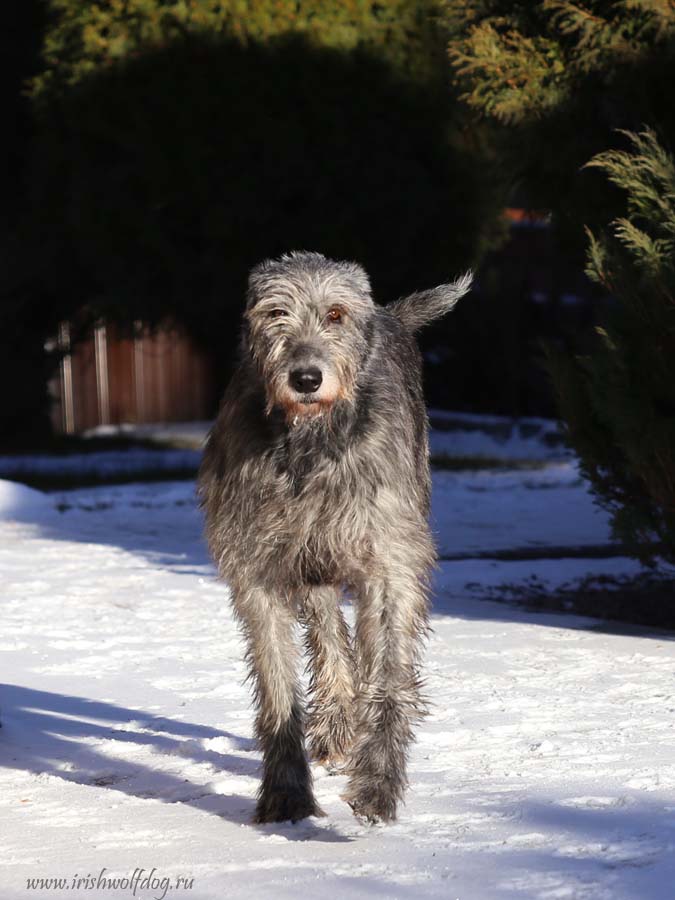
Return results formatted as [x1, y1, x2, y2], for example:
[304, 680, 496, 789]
[387, 272, 473, 332]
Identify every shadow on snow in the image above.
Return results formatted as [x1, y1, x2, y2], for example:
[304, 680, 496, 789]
[0, 683, 350, 843]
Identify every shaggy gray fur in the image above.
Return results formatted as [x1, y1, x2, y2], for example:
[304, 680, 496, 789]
[198, 251, 472, 824]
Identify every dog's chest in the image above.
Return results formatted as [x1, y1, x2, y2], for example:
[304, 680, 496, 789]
[282, 455, 365, 531]
[273, 449, 377, 583]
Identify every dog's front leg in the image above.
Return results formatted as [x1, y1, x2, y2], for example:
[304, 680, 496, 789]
[234, 585, 322, 823]
[344, 567, 429, 823]
[301, 585, 357, 770]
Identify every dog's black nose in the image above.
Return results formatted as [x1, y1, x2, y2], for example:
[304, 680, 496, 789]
[290, 367, 323, 394]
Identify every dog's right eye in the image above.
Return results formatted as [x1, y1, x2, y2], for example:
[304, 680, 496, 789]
[268, 309, 288, 319]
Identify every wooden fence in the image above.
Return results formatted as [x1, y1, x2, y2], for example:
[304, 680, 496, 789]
[49, 323, 215, 433]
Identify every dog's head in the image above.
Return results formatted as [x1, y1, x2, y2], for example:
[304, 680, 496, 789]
[244, 251, 374, 423]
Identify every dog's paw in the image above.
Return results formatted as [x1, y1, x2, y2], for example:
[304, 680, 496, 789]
[342, 780, 399, 825]
[312, 753, 347, 776]
[253, 789, 325, 824]
[307, 708, 354, 771]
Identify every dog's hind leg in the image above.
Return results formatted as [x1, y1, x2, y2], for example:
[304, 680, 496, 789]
[301, 586, 356, 771]
[344, 563, 430, 823]
[234, 585, 322, 823]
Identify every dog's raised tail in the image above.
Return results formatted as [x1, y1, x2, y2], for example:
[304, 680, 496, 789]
[388, 271, 473, 333]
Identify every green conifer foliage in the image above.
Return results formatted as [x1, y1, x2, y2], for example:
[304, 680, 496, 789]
[33, 0, 446, 98]
[444, 1, 675, 249]
[446, 2, 675, 562]
[447, 1, 675, 125]
[546, 130, 675, 563]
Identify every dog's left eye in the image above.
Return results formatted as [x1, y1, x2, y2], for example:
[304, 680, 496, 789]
[326, 308, 343, 323]
[268, 309, 288, 319]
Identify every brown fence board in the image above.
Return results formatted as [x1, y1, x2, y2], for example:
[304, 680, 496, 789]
[52, 322, 214, 432]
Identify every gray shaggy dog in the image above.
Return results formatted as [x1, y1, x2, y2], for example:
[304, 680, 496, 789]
[198, 251, 472, 825]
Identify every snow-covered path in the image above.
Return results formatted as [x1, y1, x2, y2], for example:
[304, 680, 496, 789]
[1, 476, 674, 900]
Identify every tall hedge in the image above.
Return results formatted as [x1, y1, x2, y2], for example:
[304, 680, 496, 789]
[6, 0, 505, 427]
[33, 0, 446, 93]
[546, 130, 675, 564]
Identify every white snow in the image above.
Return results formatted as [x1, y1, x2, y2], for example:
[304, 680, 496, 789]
[0, 448, 201, 480]
[427, 410, 570, 462]
[82, 421, 212, 450]
[73, 411, 570, 462]
[1, 473, 674, 900]
[431, 463, 612, 557]
[0, 479, 57, 522]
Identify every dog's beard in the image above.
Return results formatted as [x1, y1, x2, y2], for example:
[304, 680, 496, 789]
[278, 396, 335, 427]
[264, 383, 338, 425]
